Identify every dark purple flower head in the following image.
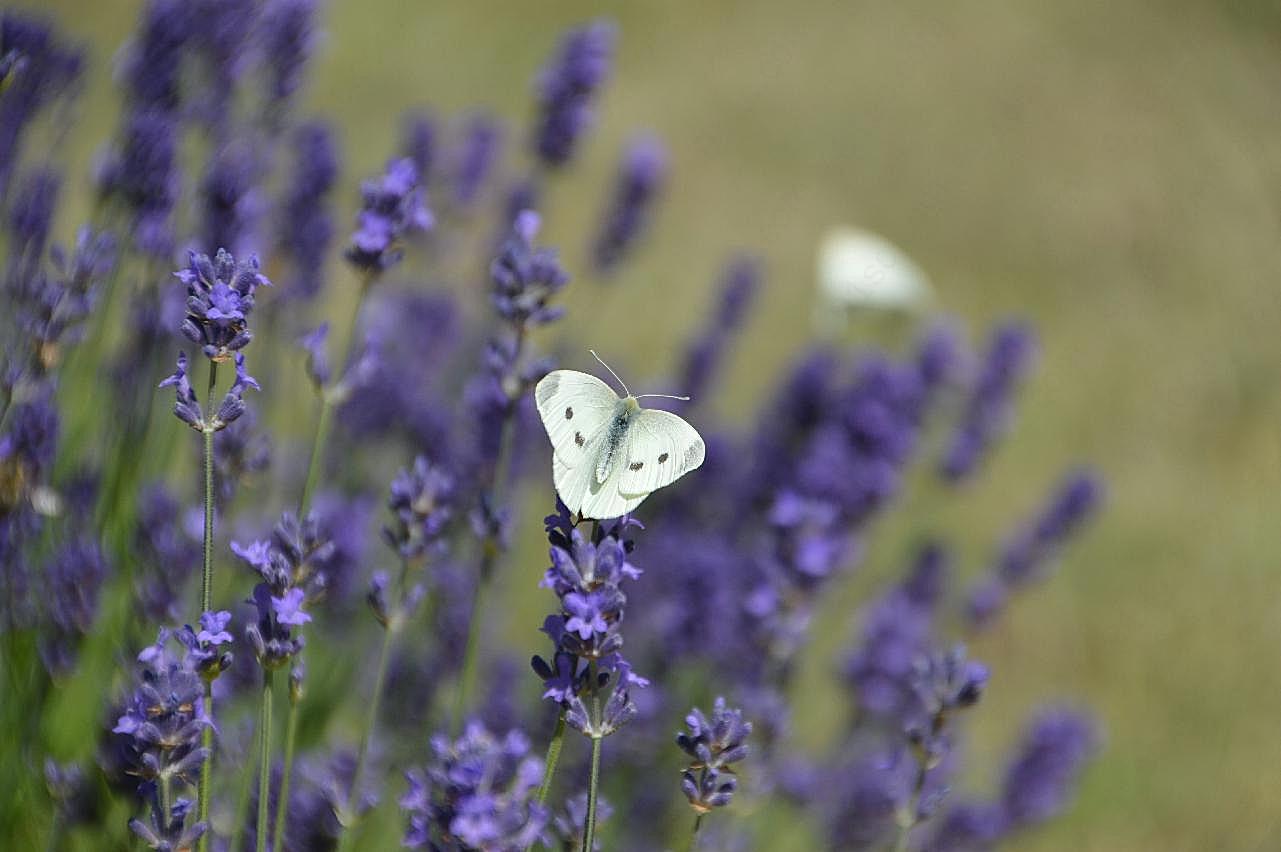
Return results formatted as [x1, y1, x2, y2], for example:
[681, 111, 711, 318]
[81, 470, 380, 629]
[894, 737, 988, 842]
[175, 609, 234, 680]
[277, 120, 339, 300]
[199, 140, 263, 258]
[111, 630, 211, 795]
[677, 255, 761, 404]
[259, 0, 318, 109]
[916, 320, 968, 396]
[44, 759, 99, 828]
[177, 248, 270, 362]
[490, 211, 569, 328]
[128, 796, 207, 851]
[118, 0, 193, 112]
[400, 109, 437, 185]
[1000, 708, 1098, 828]
[298, 322, 331, 388]
[547, 792, 612, 852]
[677, 697, 752, 771]
[591, 134, 667, 275]
[16, 227, 117, 373]
[0, 12, 84, 199]
[940, 321, 1038, 483]
[383, 455, 455, 561]
[6, 166, 60, 274]
[922, 802, 1007, 852]
[967, 468, 1104, 628]
[531, 20, 616, 168]
[400, 722, 548, 849]
[345, 157, 432, 273]
[39, 535, 111, 677]
[0, 383, 59, 487]
[450, 112, 503, 209]
[95, 108, 180, 257]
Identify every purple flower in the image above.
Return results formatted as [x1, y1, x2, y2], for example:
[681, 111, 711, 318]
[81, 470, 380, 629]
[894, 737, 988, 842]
[118, 0, 193, 113]
[676, 697, 752, 771]
[277, 120, 339, 300]
[1000, 708, 1098, 828]
[259, 0, 318, 109]
[678, 255, 760, 403]
[196, 609, 233, 645]
[199, 140, 262, 258]
[450, 112, 502, 209]
[176, 248, 270, 363]
[531, 20, 616, 168]
[39, 535, 111, 677]
[345, 157, 432, 273]
[133, 482, 199, 623]
[95, 109, 180, 257]
[489, 211, 568, 328]
[940, 321, 1037, 482]
[400, 109, 437, 185]
[272, 587, 311, 626]
[400, 722, 548, 849]
[382, 455, 455, 561]
[6, 167, 60, 276]
[591, 134, 667, 275]
[159, 352, 204, 431]
[967, 468, 1104, 628]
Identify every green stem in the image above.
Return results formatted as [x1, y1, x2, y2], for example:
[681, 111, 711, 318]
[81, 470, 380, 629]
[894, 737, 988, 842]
[535, 711, 567, 806]
[583, 662, 603, 852]
[271, 694, 300, 852]
[256, 670, 275, 852]
[893, 761, 929, 852]
[160, 773, 173, 830]
[228, 723, 260, 852]
[337, 625, 395, 852]
[197, 362, 218, 852]
[685, 814, 704, 852]
[583, 732, 603, 852]
[297, 398, 332, 517]
[450, 563, 488, 735]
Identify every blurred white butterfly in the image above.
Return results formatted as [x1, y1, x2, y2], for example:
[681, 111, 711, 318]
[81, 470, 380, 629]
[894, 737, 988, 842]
[535, 352, 705, 519]
[816, 225, 933, 314]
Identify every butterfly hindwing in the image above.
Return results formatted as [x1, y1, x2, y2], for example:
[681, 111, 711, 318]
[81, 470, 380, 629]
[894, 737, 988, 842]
[618, 409, 706, 497]
[535, 370, 618, 467]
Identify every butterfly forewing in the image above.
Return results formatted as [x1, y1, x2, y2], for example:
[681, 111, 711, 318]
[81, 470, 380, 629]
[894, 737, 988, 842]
[535, 370, 618, 467]
[618, 409, 706, 497]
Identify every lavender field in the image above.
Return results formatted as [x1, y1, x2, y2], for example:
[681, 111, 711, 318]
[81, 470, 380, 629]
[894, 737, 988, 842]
[4, 1, 1280, 850]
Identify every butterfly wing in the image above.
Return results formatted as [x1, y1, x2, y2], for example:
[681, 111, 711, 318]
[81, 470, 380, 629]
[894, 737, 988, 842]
[561, 451, 648, 520]
[617, 409, 706, 498]
[535, 370, 618, 467]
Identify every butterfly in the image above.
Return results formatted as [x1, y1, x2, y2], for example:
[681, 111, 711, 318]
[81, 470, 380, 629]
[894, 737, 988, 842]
[535, 352, 705, 520]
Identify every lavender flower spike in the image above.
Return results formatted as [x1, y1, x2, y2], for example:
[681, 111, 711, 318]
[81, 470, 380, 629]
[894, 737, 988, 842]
[591, 134, 668, 275]
[345, 157, 432, 273]
[1001, 708, 1098, 830]
[176, 248, 271, 363]
[531, 20, 616, 168]
[678, 698, 751, 815]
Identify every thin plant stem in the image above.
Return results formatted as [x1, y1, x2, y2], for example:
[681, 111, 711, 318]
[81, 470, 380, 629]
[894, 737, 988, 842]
[336, 624, 396, 852]
[228, 721, 260, 852]
[159, 774, 173, 832]
[536, 711, 567, 806]
[256, 670, 275, 852]
[521, 710, 568, 852]
[583, 661, 603, 852]
[197, 360, 218, 852]
[685, 814, 704, 852]
[450, 563, 488, 735]
[893, 760, 930, 852]
[271, 691, 301, 852]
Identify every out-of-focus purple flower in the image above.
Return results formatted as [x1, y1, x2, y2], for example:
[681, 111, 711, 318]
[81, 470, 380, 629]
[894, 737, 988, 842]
[940, 321, 1037, 483]
[298, 323, 331, 388]
[842, 544, 950, 723]
[922, 802, 1006, 852]
[531, 20, 615, 168]
[212, 403, 271, 504]
[95, 109, 180, 257]
[0, 382, 59, 484]
[400, 109, 437, 185]
[0, 12, 84, 201]
[259, 0, 318, 111]
[5, 166, 60, 277]
[677, 255, 760, 404]
[45, 759, 100, 830]
[450, 112, 502, 209]
[191, 0, 253, 124]
[546, 792, 612, 852]
[118, 0, 193, 113]
[591, 134, 667, 275]
[382, 455, 455, 562]
[490, 211, 568, 328]
[128, 797, 207, 851]
[916, 321, 968, 397]
[277, 120, 339, 300]
[199, 140, 262, 258]
[967, 468, 1104, 628]
[309, 489, 375, 610]
[133, 483, 199, 623]
[177, 248, 270, 363]
[345, 157, 432, 273]
[400, 722, 547, 849]
[39, 535, 111, 677]
[1000, 708, 1097, 829]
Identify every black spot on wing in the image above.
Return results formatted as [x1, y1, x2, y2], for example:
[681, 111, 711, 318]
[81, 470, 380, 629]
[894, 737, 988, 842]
[658, 452, 669, 464]
[629, 461, 644, 471]
[574, 431, 585, 447]
[565, 406, 573, 420]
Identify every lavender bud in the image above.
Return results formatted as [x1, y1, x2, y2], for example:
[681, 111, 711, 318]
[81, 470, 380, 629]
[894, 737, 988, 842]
[591, 134, 667, 275]
[531, 21, 616, 168]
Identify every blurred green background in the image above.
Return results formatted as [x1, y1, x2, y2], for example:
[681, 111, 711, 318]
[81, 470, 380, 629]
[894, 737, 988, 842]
[26, 0, 1281, 849]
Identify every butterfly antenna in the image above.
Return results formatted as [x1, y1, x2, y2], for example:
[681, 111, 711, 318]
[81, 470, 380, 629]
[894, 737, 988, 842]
[589, 349, 630, 397]
[634, 393, 692, 401]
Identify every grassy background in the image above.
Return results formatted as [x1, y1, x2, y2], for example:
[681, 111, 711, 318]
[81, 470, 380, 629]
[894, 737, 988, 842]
[25, 0, 1281, 849]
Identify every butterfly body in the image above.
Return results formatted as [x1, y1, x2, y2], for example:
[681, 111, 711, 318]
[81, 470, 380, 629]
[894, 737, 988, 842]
[535, 369, 704, 519]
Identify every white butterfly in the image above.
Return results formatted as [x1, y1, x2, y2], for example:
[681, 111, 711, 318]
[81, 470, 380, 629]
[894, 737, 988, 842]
[535, 353, 705, 520]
